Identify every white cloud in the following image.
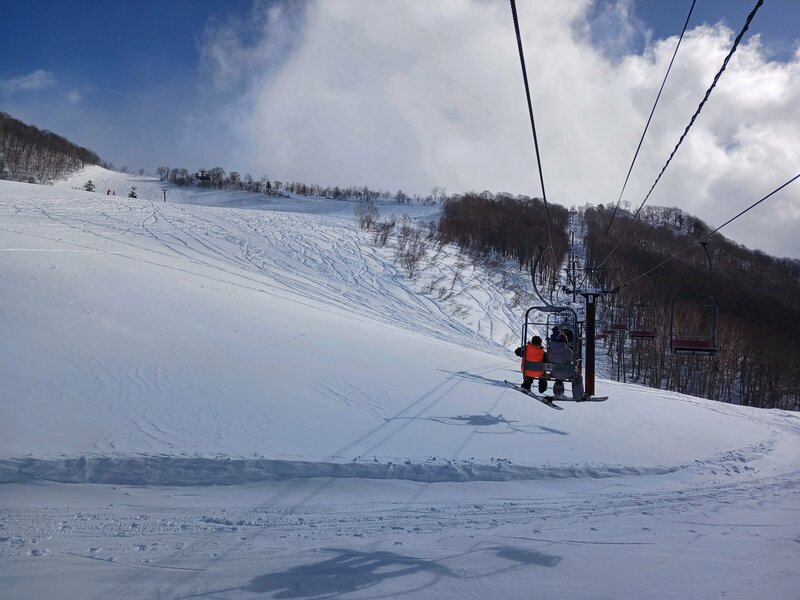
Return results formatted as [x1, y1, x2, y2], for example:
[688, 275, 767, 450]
[0, 69, 56, 94]
[202, 0, 800, 258]
[200, 0, 302, 91]
[66, 89, 82, 105]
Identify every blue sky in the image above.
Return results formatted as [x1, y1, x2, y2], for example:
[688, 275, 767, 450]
[587, 0, 800, 60]
[629, 0, 799, 59]
[1, 0, 258, 168]
[1, 1, 798, 256]
[3, 1, 236, 89]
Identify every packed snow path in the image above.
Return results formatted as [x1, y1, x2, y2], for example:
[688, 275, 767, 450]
[1, 171, 798, 598]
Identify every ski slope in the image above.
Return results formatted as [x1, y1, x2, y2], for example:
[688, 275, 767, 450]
[1, 168, 798, 599]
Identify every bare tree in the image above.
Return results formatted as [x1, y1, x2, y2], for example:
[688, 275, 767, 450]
[398, 228, 428, 278]
[373, 219, 395, 247]
[0, 111, 101, 182]
[354, 200, 379, 230]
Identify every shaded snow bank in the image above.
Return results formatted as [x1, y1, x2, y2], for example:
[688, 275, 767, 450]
[0, 456, 681, 486]
[2, 436, 787, 486]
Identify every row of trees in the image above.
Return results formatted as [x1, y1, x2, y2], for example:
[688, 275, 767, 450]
[0, 112, 101, 183]
[584, 205, 800, 410]
[437, 192, 570, 284]
[0, 111, 446, 210]
[155, 164, 444, 205]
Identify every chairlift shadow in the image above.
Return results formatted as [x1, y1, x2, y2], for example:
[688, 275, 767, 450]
[244, 548, 451, 598]
[178, 544, 560, 598]
[385, 412, 569, 436]
[385, 412, 512, 427]
[245, 545, 562, 594]
[450, 413, 513, 426]
[440, 370, 510, 389]
[174, 548, 451, 599]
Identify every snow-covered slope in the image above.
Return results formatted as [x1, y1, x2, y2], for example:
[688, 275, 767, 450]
[1, 168, 798, 599]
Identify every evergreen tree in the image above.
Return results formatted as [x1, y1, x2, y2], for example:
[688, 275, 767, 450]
[128, 185, 137, 198]
[83, 180, 95, 192]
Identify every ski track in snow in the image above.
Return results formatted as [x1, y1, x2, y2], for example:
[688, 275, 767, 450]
[0, 476, 790, 556]
[9, 195, 494, 354]
[1, 463, 797, 599]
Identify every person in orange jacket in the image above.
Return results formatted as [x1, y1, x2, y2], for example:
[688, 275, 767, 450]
[514, 335, 548, 393]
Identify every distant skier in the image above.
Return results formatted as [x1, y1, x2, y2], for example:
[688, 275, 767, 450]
[106, 189, 111, 195]
[515, 335, 548, 394]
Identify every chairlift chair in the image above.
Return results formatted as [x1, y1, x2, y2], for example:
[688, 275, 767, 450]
[596, 310, 613, 337]
[670, 296, 718, 354]
[610, 308, 628, 332]
[669, 242, 719, 354]
[608, 301, 628, 332]
[628, 302, 657, 339]
[521, 305, 584, 399]
[519, 245, 585, 398]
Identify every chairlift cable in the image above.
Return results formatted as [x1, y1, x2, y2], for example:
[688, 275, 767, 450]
[600, 0, 696, 248]
[509, 0, 554, 254]
[619, 171, 800, 290]
[594, 0, 764, 271]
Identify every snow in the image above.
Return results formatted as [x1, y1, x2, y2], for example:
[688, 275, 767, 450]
[1, 167, 798, 599]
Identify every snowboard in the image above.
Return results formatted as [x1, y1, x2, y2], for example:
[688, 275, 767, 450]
[546, 395, 608, 402]
[503, 380, 564, 410]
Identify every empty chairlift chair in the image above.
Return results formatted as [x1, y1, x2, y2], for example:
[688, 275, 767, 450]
[669, 242, 719, 354]
[670, 295, 718, 354]
[610, 307, 628, 333]
[628, 302, 657, 339]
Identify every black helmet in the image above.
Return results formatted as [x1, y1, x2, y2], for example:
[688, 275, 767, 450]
[531, 335, 542, 345]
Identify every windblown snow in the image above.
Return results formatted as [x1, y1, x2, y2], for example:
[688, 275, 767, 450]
[1, 167, 798, 599]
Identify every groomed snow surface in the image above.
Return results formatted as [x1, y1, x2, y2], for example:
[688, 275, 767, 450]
[1, 167, 798, 599]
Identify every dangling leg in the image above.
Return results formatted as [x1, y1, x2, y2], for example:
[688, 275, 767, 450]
[571, 374, 584, 400]
[553, 380, 565, 398]
[538, 378, 548, 393]
[521, 376, 533, 391]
